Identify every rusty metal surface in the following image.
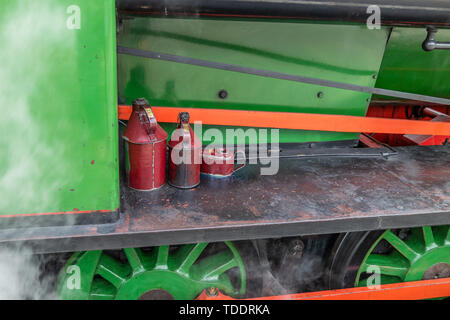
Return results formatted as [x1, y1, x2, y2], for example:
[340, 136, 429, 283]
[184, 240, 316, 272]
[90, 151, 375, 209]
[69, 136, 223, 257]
[0, 145, 448, 254]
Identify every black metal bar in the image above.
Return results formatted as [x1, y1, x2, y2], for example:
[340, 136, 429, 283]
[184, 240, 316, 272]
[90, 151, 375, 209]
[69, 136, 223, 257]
[117, 46, 450, 106]
[116, 0, 450, 27]
[7, 211, 450, 254]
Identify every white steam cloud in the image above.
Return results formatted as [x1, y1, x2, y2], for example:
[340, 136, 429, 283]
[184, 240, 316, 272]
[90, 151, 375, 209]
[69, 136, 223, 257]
[0, 1, 74, 214]
[0, 248, 57, 300]
[0, 1, 77, 299]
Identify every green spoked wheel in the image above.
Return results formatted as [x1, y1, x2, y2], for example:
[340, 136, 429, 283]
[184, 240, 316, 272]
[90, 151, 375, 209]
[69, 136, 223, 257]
[356, 226, 450, 286]
[58, 242, 248, 300]
[329, 225, 450, 292]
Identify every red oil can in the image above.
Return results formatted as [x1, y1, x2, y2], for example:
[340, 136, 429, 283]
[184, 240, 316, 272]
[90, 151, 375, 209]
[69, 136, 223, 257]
[201, 148, 245, 177]
[168, 112, 201, 189]
[122, 98, 168, 191]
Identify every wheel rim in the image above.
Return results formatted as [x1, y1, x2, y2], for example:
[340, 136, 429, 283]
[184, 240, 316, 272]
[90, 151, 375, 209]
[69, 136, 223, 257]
[355, 226, 450, 287]
[58, 242, 247, 300]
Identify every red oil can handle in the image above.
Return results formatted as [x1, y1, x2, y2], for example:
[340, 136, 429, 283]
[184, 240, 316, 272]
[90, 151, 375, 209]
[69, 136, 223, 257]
[133, 98, 157, 137]
[140, 106, 158, 136]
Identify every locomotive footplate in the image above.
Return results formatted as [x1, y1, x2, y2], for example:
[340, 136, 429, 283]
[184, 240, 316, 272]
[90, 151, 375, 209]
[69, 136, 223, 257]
[0, 145, 448, 254]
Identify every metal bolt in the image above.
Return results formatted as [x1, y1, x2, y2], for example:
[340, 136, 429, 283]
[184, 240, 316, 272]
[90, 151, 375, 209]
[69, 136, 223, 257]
[218, 90, 228, 99]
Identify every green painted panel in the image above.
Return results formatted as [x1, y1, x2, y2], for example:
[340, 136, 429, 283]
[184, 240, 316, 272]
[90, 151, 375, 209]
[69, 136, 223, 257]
[117, 18, 389, 144]
[0, 1, 118, 216]
[376, 27, 450, 99]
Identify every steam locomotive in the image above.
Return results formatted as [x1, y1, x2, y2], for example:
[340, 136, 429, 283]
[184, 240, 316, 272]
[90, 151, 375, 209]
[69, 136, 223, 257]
[0, 0, 449, 300]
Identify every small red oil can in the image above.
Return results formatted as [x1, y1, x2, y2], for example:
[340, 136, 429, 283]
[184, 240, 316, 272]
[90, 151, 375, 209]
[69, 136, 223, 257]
[201, 148, 245, 177]
[122, 98, 168, 191]
[168, 112, 201, 189]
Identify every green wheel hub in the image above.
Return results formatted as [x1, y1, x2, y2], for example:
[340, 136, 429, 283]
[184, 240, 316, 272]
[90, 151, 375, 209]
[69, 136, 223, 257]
[356, 226, 450, 287]
[58, 242, 247, 300]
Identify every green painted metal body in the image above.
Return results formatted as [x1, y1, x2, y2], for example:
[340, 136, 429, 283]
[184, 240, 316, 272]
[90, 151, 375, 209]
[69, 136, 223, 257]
[58, 242, 246, 300]
[117, 18, 389, 144]
[0, 1, 119, 217]
[376, 28, 450, 99]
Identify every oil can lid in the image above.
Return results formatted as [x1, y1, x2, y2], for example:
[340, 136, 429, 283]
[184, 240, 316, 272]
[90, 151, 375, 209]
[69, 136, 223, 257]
[178, 112, 190, 125]
[132, 98, 149, 111]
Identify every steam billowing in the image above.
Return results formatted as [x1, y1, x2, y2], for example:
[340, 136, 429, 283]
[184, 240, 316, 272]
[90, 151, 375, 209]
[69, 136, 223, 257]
[0, 249, 61, 300]
[0, 1, 76, 299]
[0, 1, 74, 214]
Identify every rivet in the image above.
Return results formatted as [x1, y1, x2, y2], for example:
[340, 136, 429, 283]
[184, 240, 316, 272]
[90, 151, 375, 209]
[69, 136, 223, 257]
[218, 90, 228, 99]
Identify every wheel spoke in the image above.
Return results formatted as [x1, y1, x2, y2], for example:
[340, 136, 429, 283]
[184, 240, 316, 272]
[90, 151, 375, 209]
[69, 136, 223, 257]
[96, 254, 129, 288]
[177, 243, 208, 275]
[360, 254, 408, 279]
[383, 230, 420, 262]
[422, 226, 437, 249]
[155, 245, 169, 270]
[124, 248, 145, 274]
[194, 251, 238, 281]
